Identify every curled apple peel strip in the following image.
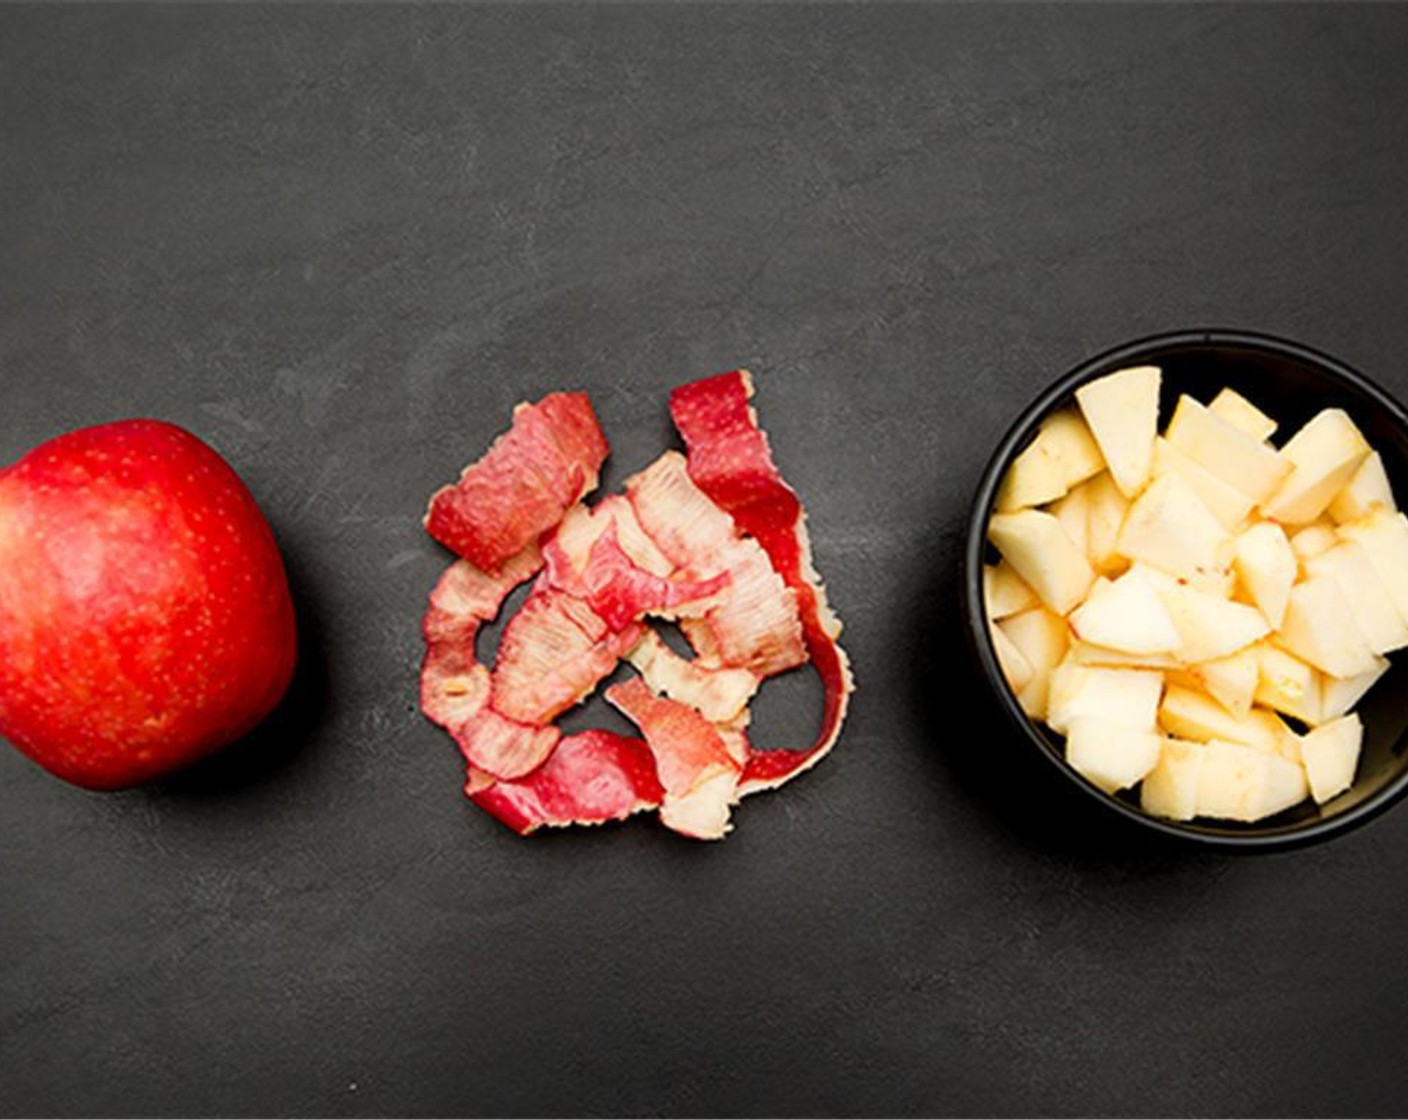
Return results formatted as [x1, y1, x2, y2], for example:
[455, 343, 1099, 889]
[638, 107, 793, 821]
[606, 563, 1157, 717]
[419, 373, 853, 837]
[669, 371, 855, 795]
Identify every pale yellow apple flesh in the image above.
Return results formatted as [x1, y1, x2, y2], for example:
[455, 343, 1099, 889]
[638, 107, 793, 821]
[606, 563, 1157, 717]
[988, 509, 1095, 616]
[1208, 387, 1278, 442]
[1297, 713, 1362, 805]
[998, 607, 1070, 721]
[1068, 569, 1181, 655]
[1152, 437, 1255, 530]
[1065, 716, 1163, 794]
[1075, 365, 1160, 499]
[1233, 521, 1296, 629]
[1262, 409, 1370, 525]
[995, 408, 1105, 512]
[1165, 395, 1292, 504]
[983, 561, 1039, 620]
[1328, 451, 1396, 524]
[984, 371, 1399, 824]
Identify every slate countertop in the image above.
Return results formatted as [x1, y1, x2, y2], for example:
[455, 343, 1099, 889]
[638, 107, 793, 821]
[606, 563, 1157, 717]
[3, 5, 1408, 1116]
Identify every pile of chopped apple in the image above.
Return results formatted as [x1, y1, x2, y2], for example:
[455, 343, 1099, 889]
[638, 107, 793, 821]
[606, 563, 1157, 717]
[985, 364, 1406, 823]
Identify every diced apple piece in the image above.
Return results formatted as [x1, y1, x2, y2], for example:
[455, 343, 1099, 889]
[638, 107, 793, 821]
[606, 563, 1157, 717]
[1305, 542, 1408, 654]
[995, 409, 1105, 511]
[1233, 521, 1295, 629]
[1051, 484, 1091, 559]
[1194, 739, 1308, 822]
[1290, 521, 1338, 563]
[1152, 437, 1255, 530]
[1266, 750, 1312, 815]
[1068, 641, 1184, 670]
[1084, 472, 1131, 574]
[1130, 563, 1179, 598]
[988, 510, 1095, 616]
[1328, 451, 1397, 524]
[1158, 684, 1283, 752]
[1277, 577, 1380, 679]
[1254, 644, 1321, 726]
[1133, 558, 1234, 600]
[1298, 713, 1363, 803]
[1157, 583, 1270, 665]
[1074, 365, 1161, 499]
[984, 561, 1039, 620]
[1117, 473, 1233, 587]
[1165, 395, 1292, 504]
[998, 608, 1070, 721]
[990, 622, 1034, 692]
[1047, 660, 1162, 735]
[1064, 716, 1164, 794]
[1319, 655, 1389, 721]
[1262, 409, 1371, 525]
[1140, 738, 1204, 820]
[1272, 724, 1304, 765]
[1181, 647, 1259, 718]
[1338, 510, 1408, 623]
[1068, 569, 1181, 655]
[1208, 388, 1278, 442]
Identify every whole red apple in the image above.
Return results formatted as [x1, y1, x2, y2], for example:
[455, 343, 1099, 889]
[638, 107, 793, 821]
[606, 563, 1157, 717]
[0, 419, 297, 789]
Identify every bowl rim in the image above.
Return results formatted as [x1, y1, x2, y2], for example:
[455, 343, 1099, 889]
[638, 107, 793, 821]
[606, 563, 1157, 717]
[963, 327, 1408, 851]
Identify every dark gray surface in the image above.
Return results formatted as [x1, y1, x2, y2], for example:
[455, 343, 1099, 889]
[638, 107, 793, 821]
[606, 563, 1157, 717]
[2, 4, 1408, 1117]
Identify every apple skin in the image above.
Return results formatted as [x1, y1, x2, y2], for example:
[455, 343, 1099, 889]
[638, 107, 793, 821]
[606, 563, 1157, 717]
[0, 419, 297, 789]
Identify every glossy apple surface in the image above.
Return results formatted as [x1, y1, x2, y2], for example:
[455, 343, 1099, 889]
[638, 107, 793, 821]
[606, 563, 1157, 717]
[0, 420, 297, 789]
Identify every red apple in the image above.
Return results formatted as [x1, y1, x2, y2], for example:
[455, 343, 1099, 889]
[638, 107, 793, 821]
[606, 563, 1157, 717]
[0, 419, 297, 789]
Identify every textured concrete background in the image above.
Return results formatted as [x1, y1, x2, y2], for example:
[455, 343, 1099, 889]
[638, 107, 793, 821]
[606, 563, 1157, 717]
[2, 5, 1408, 1116]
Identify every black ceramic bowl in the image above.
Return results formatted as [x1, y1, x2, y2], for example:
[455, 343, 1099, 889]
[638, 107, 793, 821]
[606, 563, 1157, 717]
[964, 329, 1408, 850]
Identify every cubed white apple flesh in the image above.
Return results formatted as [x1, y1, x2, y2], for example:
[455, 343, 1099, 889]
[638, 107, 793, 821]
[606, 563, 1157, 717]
[1117, 473, 1233, 586]
[1051, 484, 1091, 559]
[1305, 541, 1408, 654]
[1157, 583, 1270, 665]
[1338, 510, 1408, 623]
[1233, 521, 1296, 629]
[1064, 716, 1164, 794]
[1140, 738, 1204, 820]
[1290, 522, 1338, 564]
[995, 409, 1105, 511]
[1152, 437, 1255, 530]
[1328, 451, 1397, 524]
[1208, 388, 1278, 442]
[1075, 365, 1161, 499]
[1298, 713, 1363, 804]
[988, 510, 1095, 616]
[1165, 395, 1292, 504]
[1267, 748, 1312, 812]
[1254, 644, 1321, 726]
[1194, 739, 1308, 822]
[1277, 577, 1380, 679]
[1046, 661, 1163, 736]
[999, 607, 1070, 721]
[1158, 684, 1283, 752]
[990, 621, 1034, 692]
[1133, 557, 1235, 600]
[1083, 472, 1131, 574]
[1068, 569, 1181, 655]
[1262, 409, 1371, 525]
[1319, 655, 1389, 721]
[1068, 641, 1184, 670]
[984, 561, 1039, 620]
[1180, 647, 1259, 718]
